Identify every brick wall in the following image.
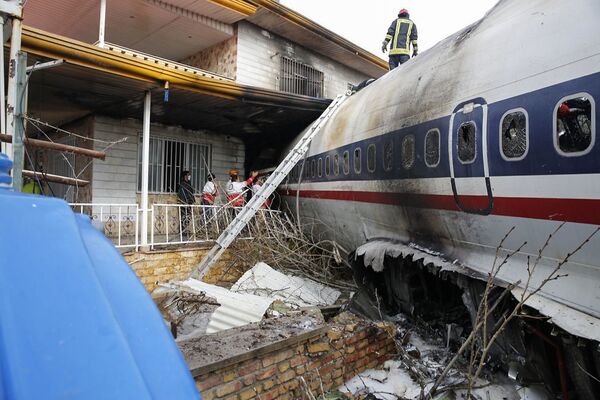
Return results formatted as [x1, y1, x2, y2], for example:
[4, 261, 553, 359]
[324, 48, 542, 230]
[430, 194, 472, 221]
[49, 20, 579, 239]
[194, 315, 397, 399]
[124, 247, 249, 292]
[181, 35, 237, 80]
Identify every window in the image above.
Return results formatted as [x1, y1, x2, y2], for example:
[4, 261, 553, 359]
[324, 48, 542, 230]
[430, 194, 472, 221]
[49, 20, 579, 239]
[333, 154, 340, 175]
[457, 122, 477, 163]
[500, 109, 528, 160]
[317, 158, 323, 177]
[367, 144, 376, 172]
[354, 148, 362, 174]
[383, 140, 393, 171]
[401, 135, 415, 170]
[343, 151, 350, 175]
[280, 56, 324, 98]
[137, 137, 209, 194]
[425, 129, 440, 167]
[555, 94, 595, 155]
[311, 159, 316, 178]
[325, 156, 331, 176]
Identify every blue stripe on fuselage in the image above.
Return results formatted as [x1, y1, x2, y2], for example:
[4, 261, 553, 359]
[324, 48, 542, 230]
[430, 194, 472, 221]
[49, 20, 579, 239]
[290, 72, 600, 184]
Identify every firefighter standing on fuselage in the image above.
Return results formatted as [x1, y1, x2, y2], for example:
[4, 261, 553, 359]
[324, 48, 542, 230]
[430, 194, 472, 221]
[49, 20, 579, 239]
[381, 8, 418, 70]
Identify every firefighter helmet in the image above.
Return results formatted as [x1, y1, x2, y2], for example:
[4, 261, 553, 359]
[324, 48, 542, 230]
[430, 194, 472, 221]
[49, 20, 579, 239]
[229, 169, 239, 176]
[399, 8, 409, 15]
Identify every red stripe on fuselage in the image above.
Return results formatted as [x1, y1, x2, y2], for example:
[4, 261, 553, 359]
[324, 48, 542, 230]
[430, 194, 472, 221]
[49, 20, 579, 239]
[280, 189, 600, 225]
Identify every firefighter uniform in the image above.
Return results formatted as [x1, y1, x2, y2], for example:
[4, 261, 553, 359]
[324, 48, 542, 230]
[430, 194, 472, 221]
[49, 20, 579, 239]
[382, 13, 418, 70]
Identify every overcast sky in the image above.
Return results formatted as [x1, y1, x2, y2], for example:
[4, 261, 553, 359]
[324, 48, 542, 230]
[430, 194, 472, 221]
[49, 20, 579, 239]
[279, 0, 499, 58]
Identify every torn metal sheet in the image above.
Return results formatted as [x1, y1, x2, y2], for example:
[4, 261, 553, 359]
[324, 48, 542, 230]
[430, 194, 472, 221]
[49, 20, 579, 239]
[172, 279, 274, 334]
[355, 240, 459, 273]
[231, 262, 341, 307]
[512, 288, 600, 342]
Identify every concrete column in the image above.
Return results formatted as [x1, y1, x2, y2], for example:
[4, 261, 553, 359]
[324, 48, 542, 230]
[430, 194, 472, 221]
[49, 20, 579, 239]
[10, 51, 26, 191]
[5, 16, 22, 161]
[0, 18, 5, 139]
[98, 0, 107, 47]
[140, 91, 151, 248]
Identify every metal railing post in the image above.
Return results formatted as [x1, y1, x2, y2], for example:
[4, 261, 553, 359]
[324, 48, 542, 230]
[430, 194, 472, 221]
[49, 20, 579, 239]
[98, 0, 107, 48]
[140, 91, 151, 249]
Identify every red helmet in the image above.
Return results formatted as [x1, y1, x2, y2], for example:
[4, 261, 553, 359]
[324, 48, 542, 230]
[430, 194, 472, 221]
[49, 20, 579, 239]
[558, 102, 570, 116]
[399, 8, 409, 15]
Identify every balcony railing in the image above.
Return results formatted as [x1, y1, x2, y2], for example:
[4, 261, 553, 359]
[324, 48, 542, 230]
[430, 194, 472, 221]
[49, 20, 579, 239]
[70, 203, 283, 251]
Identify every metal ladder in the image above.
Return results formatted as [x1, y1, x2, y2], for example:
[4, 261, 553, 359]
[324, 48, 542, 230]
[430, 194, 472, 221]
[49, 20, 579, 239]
[191, 92, 351, 279]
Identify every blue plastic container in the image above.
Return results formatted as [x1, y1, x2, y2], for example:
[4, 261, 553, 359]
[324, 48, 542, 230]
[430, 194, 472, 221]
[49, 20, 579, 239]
[0, 153, 200, 399]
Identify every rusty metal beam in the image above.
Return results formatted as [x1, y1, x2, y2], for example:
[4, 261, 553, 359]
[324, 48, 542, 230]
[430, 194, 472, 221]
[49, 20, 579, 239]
[0, 133, 106, 160]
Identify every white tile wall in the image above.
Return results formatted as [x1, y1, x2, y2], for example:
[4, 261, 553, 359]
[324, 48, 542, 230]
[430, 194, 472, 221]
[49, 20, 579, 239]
[236, 22, 370, 98]
[92, 116, 245, 204]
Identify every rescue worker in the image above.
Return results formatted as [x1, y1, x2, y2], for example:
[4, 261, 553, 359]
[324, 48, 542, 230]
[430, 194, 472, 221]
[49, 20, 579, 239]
[252, 176, 271, 209]
[381, 8, 418, 70]
[201, 173, 218, 205]
[226, 169, 258, 207]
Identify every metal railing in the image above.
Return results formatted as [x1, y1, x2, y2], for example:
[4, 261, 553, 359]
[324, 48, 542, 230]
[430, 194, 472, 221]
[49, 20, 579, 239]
[150, 204, 282, 249]
[70, 203, 139, 250]
[69, 203, 284, 250]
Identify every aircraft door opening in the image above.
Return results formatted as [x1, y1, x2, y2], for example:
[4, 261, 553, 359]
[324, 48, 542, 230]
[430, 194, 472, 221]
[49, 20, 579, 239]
[448, 99, 494, 215]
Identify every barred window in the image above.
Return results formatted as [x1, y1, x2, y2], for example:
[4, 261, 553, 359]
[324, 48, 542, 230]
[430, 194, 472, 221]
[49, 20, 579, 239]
[501, 110, 528, 160]
[280, 56, 324, 98]
[425, 129, 440, 167]
[402, 135, 415, 170]
[354, 148, 362, 174]
[137, 137, 210, 194]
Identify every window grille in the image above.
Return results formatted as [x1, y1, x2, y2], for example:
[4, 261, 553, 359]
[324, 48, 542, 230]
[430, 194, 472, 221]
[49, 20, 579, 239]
[137, 137, 210, 194]
[280, 56, 324, 98]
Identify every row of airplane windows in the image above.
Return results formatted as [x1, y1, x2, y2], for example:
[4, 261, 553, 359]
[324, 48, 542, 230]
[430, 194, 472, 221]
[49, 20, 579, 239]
[289, 93, 594, 180]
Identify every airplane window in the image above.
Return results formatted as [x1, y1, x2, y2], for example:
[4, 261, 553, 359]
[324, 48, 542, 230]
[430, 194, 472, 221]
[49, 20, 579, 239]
[304, 161, 309, 179]
[367, 144, 376, 172]
[457, 122, 477, 163]
[317, 158, 323, 177]
[354, 148, 361, 174]
[311, 159, 316, 178]
[333, 154, 340, 175]
[343, 151, 350, 175]
[383, 140, 393, 171]
[325, 156, 331, 176]
[402, 135, 415, 169]
[425, 129, 440, 167]
[501, 110, 528, 160]
[555, 95, 594, 154]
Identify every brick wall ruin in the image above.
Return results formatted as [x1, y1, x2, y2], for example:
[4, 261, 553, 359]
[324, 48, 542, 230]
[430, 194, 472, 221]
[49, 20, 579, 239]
[181, 35, 237, 80]
[124, 247, 248, 292]
[193, 314, 397, 400]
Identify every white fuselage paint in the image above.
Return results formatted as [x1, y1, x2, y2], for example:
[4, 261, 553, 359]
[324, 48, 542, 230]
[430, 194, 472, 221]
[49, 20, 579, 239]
[280, 0, 600, 328]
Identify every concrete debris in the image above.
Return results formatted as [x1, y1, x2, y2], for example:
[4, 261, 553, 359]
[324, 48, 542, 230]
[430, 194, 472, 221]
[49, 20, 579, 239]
[231, 262, 341, 307]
